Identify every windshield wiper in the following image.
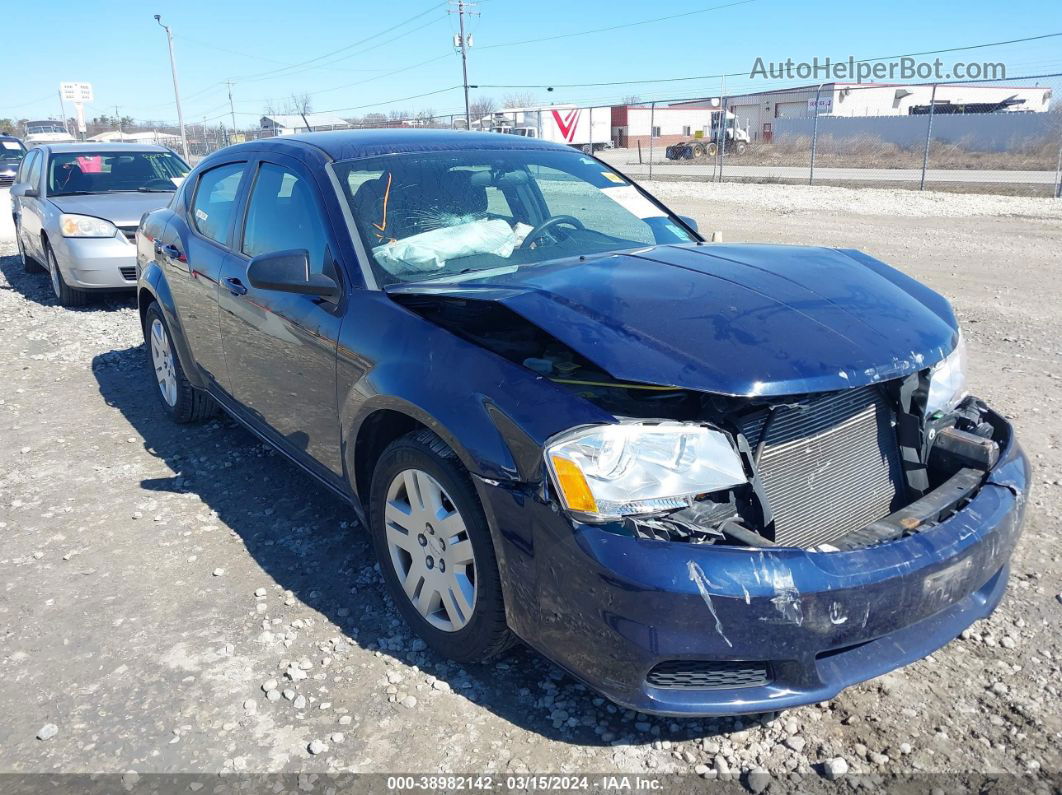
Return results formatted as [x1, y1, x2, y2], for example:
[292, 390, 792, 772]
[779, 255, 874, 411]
[136, 187, 173, 192]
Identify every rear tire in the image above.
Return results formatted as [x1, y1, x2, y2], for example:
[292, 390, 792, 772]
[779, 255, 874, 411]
[369, 429, 514, 663]
[706, 142, 719, 157]
[692, 143, 706, 158]
[46, 244, 89, 307]
[143, 302, 217, 423]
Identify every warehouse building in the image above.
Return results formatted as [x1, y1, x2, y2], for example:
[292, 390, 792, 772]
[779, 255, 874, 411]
[671, 83, 1052, 142]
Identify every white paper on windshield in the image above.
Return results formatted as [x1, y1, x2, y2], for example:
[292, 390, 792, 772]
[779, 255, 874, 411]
[600, 185, 665, 219]
[2, 142, 21, 150]
[374, 218, 517, 275]
[170, 176, 185, 188]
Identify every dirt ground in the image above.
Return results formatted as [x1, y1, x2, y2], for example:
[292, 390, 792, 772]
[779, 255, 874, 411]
[1, 182, 1059, 790]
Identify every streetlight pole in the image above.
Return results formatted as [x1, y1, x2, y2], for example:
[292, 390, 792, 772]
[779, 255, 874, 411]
[155, 14, 189, 161]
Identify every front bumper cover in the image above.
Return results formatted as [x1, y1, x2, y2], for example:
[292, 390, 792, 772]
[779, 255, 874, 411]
[480, 409, 1029, 716]
[52, 234, 137, 289]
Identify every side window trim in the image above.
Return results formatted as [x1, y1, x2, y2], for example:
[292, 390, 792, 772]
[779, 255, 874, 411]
[16, 149, 36, 183]
[26, 150, 42, 189]
[187, 160, 248, 248]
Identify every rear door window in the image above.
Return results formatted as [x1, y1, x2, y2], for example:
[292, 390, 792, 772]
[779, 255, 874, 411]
[191, 162, 246, 245]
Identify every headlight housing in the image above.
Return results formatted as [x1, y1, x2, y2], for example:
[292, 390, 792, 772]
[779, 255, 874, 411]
[59, 213, 118, 238]
[545, 422, 748, 521]
[925, 335, 967, 417]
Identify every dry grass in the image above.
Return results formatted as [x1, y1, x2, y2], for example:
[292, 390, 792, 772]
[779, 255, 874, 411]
[699, 133, 1061, 171]
[650, 173, 1057, 198]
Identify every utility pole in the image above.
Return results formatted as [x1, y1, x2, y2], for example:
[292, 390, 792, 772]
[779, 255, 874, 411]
[226, 80, 238, 144]
[449, 0, 478, 130]
[155, 14, 189, 161]
[57, 90, 73, 140]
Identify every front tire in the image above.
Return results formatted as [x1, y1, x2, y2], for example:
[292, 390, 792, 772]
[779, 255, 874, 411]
[16, 222, 43, 273]
[46, 243, 89, 307]
[369, 429, 514, 663]
[143, 302, 217, 423]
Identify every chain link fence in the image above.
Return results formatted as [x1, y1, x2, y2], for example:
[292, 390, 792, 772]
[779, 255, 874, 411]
[169, 77, 1062, 197]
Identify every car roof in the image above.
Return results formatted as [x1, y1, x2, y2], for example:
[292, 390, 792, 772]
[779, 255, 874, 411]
[226, 128, 577, 162]
[42, 142, 173, 154]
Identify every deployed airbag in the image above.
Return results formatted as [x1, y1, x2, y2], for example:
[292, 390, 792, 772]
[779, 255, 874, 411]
[374, 218, 521, 274]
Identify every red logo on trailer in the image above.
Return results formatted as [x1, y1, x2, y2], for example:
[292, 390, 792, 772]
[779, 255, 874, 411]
[551, 108, 581, 142]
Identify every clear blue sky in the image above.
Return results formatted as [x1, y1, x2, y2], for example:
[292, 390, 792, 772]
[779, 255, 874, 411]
[5, 0, 1061, 126]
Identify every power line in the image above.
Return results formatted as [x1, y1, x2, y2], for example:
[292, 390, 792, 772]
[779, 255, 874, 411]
[477, 0, 756, 51]
[474, 31, 1062, 90]
[230, 2, 446, 82]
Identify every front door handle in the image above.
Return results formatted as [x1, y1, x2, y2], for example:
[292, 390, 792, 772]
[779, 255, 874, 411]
[160, 243, 181, 259]
[225, 277, 248, 296]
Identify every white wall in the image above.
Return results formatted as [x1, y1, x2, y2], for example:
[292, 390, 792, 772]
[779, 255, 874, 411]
[625, 108, 716, 136]
[772, 112, 1061, 152]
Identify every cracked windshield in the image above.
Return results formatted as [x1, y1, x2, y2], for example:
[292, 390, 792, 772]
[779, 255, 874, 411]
[335, 149, 695, 285]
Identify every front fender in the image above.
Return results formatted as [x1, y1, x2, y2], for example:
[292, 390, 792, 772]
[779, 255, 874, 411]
[139, 261, 206, 390]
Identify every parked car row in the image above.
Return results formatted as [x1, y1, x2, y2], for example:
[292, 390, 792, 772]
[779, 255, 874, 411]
[9, 143, 189, 305]
[9, 129, 1029, 718]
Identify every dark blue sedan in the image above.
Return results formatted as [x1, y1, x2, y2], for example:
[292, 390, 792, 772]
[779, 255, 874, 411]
[135, 129, 1029, 716]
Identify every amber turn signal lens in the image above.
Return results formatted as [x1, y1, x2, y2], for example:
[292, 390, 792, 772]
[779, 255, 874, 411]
[549, 455, 597, 514]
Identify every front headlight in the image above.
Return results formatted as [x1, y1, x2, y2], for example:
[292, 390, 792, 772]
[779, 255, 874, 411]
[59, 214, 118, 238]
[925, 335, 967, 417]
[545, 422, 747, 521]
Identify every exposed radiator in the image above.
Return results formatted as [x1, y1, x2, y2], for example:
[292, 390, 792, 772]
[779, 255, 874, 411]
[739, 386, 905, 548]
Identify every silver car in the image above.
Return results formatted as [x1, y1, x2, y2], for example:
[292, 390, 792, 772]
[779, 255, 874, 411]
[10, 143, 189, 306]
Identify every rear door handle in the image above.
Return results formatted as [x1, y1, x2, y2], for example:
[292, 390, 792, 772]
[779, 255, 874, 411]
[160, 243, 181, 259]
[225, 277, 248, 296]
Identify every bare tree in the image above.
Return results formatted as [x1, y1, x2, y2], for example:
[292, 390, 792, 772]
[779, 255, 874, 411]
[621, 95, 642, 106]
[289, 92, 313, 131]
[469, 97, 497, 126]
[362, 112, 387, 129]
[503, 92, 537, 109]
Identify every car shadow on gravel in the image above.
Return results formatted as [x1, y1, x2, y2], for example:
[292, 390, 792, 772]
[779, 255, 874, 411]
[91, 343, 753, 747]
[0, 254, 136, 312]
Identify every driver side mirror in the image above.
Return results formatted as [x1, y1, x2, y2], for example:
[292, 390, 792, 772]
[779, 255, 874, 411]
[246, 249, 341, 302]
[678, 215, 699, 233]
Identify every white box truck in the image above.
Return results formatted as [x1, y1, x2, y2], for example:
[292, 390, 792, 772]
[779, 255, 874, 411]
[488, 106, 613, 153]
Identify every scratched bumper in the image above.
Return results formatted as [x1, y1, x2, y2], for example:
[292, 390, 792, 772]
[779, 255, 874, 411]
[483, 411, 1029, 717]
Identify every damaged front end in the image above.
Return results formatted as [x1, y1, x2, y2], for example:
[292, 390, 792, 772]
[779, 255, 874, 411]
[391, 289, 1014, 554]
[390, 282, 1029, 716]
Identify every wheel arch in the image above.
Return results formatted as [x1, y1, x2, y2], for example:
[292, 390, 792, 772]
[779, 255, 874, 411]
[349, 399, 487, 511]
[137, 265, 208, 390]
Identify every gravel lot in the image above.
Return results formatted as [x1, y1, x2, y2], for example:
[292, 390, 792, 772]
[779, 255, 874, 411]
[1, 182, 1059, 789]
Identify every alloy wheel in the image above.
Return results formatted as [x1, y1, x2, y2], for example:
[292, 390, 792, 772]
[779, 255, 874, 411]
[150, 318, 179, 407]
[384, 468, 477, 632]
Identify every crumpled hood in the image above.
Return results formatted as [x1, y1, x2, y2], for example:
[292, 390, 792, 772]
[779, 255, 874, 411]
[388, 243, 959, 397]
[48, 192, 174, 227]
